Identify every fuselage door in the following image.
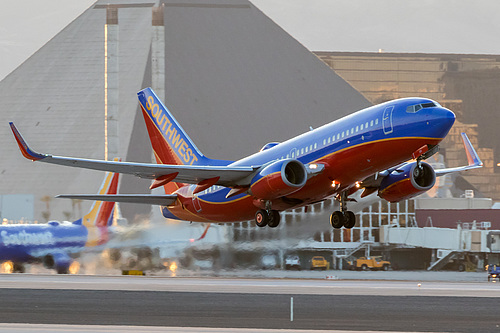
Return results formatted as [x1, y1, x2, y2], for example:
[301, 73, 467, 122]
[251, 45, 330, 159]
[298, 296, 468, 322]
[383, 106, 394, 134]
[192, 195, 202, 212]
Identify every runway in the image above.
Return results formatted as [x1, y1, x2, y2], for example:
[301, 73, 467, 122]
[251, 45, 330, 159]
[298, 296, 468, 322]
[0, 274, 499, 332]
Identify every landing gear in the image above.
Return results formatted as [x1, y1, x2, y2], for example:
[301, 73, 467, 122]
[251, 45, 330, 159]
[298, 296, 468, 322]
[255, 209, 268, 227]
[268, 210, 281, 228]
[344, 211, 356, 229]
[330, 191, 356, 229]
[255, 205, 281, 228]
[330, 211, 344, 229]
[13, 263, 25, 273]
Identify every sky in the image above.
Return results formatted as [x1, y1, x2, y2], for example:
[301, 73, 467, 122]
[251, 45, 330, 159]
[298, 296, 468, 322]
[1, 0, 500, 81]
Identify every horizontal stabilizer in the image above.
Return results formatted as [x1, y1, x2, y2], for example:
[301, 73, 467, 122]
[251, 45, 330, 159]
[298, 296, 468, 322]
[56, 194, 178, 206]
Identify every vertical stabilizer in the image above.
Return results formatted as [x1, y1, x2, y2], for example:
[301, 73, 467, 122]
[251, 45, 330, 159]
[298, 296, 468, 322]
[137, 87, 207, 166]
[138, 88, 230, 194]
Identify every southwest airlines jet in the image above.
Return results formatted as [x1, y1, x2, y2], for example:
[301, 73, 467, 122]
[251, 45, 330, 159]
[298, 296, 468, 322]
[10, 88, 482, 229]
[0, 170, 119, 274]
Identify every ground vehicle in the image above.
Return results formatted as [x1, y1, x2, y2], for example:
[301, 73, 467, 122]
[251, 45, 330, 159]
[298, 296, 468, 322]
[487, 264, 500, 282]
[348, 256, 390, 271]
[261, 255, 278, 270]
[285, 255, 301, 270]
[311, 256, 329, 270]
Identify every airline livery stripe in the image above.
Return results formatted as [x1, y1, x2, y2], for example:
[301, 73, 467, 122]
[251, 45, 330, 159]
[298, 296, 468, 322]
[140, 99, 199, 165]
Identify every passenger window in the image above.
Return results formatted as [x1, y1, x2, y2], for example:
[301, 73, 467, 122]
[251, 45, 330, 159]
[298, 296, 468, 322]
[341, 132, 344, 138]
[375, 119, 378, 125]
[323, 139, 326, 145]
[309, 145, 313, 151]
[365, 122, 369, 128]
[314, 143, 317, 149]
[361, 124, 364, 130]
[351, 128, 354, 134]
[305, 146, 309, 153]
[337, 133, 340, 140]
[356, 126, 359, 132]
[370, 120, 374, 126]
[301, 148, 304, 154]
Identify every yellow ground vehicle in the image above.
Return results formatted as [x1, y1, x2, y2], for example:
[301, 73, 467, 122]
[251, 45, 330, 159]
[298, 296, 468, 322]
[348, 256, 390, 271]
[311, 256, 329, 270]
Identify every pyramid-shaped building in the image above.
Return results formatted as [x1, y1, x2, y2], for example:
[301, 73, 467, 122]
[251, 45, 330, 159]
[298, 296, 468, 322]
[0, 0, 369, 223]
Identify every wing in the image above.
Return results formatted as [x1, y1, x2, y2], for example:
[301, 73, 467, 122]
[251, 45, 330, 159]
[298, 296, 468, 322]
[10, 122, 258, 187]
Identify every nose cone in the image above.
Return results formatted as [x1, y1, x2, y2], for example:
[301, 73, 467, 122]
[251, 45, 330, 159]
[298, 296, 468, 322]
[429, 107, 455, 139]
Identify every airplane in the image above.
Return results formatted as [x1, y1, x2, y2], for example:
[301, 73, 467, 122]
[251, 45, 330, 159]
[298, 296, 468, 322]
[10, 87, 483, 230]
[0, 169, 119, 274]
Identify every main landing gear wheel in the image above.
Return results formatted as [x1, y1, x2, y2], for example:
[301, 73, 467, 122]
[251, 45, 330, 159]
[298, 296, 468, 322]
[255, 209, 281, 228]
[343, 211, 356, 229]
[330, 211, 344, 229]
[268, 210, 281, 228]
[331, 190, 357, 229]
[255, 209, 269, 227]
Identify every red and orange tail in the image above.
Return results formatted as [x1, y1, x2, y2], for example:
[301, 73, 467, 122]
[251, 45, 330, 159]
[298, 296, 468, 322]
[138, 88, 225, 194]
[79, 170, 119, 228]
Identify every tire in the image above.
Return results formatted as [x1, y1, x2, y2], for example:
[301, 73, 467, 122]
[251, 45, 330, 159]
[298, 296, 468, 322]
[255, 209, 269, 227]
[330, 211, 344, 229]
[268, 210, 281, 228]
[13, 263, 25, 273]
[361, 264, 368, 271]
[382, 265, 389, 271]
[57, 267, 69, 274]
[344, 211, 356, 229]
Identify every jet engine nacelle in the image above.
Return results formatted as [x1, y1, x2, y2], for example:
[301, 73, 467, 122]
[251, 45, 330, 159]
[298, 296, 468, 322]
[250, 159, 307, 200]
[43, 251, 72, 274]
[378, 161, 436, 202]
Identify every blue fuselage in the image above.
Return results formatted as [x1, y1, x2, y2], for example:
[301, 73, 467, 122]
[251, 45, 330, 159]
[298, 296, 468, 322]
[163, 97, 456, 222]
[0, 222, 88, 263]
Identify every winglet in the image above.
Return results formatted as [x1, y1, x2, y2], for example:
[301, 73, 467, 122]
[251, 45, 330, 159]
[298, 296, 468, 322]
[9, 122, 46, 161]
[461, 133, 483, 167]
[434, 132, 483, 177]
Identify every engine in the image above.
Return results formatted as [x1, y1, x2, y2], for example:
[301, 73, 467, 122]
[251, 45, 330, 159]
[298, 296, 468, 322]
[43, 251, 72, 274]
[378, 161, 436, 202]
[250, 159, 307, 200]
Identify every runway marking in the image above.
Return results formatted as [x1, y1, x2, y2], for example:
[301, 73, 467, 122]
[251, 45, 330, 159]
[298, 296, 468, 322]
[0, 275, 499, 297]
[0, 323, 446, 333]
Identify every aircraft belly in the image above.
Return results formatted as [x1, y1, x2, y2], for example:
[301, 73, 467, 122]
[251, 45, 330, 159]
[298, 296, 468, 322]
[279, 137, 442, 204]
[161, 137, 442, 223]
[320, 137, 441, 185]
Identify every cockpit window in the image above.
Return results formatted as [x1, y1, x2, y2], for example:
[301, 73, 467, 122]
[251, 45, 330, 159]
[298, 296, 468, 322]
[406, 102, 436, 113]
[421, 102, 436, 108]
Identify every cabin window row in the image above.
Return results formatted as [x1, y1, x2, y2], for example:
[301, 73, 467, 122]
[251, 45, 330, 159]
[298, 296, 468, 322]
[322, 118, 379, 146]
